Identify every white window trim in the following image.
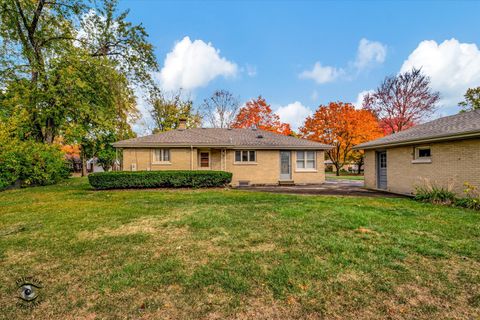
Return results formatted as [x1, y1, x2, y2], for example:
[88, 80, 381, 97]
[199, 151, 211, 169]
[412, 146, 432, 164]
[233, 150, 257, 165]
[295, 151, 317, 172]
[152, 149, 171, 165]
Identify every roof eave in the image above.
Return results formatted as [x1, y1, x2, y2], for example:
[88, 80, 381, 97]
[112, 143, 332, 150]
[353, 131, 480, 150]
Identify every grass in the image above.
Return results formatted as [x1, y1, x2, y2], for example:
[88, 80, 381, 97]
[326, 173, 365, 181]
[0, 178, 479, 319]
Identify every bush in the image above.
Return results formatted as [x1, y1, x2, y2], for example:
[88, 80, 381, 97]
[0, 140, 70, 190]
[455, 183, 480, 210]
[414, 179, 456, 205]
[88, 170, 233, 190]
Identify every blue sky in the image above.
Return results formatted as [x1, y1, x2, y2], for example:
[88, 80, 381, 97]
[119, 0, 480, 132]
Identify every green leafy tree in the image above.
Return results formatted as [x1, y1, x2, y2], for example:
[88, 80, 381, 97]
[459, 87, 480, 112]
[53, 53, 137, 175]
[0, 0, 157, 143]
[150, 91, 202, 133]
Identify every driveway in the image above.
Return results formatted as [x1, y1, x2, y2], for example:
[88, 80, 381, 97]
[239, 179, 404, 197]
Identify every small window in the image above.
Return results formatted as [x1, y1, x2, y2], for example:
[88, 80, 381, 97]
[154, 149, 170, 162]
[296, 151, 316, 170]
[235, 150, 256, 163]
[200, 152, 210, 167]
[379, 152, 387, 168]
[415, 146, 431, 159]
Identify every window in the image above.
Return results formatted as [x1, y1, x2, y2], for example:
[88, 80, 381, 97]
[200, 152, 210, 167]
[296, 151, 316, 170]
[379, 152, 387, 168]
[153, 149, 170, 162]
[414, 146, 431, 162]
[235, 150, 256, 162]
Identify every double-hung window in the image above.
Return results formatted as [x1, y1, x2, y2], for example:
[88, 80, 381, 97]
[296, 151, 316, 170]
[153, 149, 170, 163]
[235, 150, 256, 163]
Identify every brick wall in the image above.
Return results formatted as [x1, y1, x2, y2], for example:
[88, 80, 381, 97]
[363, 138, 480, 196]
[122, 148, 326, 186]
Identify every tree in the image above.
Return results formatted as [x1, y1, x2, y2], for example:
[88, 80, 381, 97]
[0, 0, 157, 143]
[362, 68, 440, 134]
[230, 96, 292, 135]
[459, 87, 480, 112]
[201, 90, 240, 128]
[300, 102, 383, 176]
[53, 53, 137, 176]
[149, 90, 201, 133]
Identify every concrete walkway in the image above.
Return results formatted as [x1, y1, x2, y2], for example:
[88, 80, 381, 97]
[239, 179, 404, 198]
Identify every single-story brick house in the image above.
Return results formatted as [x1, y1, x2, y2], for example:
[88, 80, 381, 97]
[112, 120, 331, 186]
[354, 110, 480, 196]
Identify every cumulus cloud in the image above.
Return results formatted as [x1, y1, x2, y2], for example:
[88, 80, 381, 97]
[159, 36, 238, 91]
[299, 62, 344, 84]
[400, 38, 480, 109]
[275, 101, 312, 131]
[300, 38, 386, 84]
[354, 38, 387, 70]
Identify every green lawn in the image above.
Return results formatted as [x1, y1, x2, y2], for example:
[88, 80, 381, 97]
[326, 173, 365, 181]
[0, 178, 479, 319]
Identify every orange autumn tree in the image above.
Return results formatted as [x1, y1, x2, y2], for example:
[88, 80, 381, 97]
[230, 96, 292, 135]
[300, 102, 383, 176]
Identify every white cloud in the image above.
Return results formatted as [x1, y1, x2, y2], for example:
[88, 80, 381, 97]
[299, 62, 344, 84]
[300, 38, 386, 84]
[353, 90, 374, 109]
[400, 38, 480, 109]
[311, 89, 319, 101]
[275, 101, 312, 131]
[159, 36, 238, 91]
[354, 38, 387, 70]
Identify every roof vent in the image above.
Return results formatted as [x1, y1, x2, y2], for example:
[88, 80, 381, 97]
[256, 135, 264, 139]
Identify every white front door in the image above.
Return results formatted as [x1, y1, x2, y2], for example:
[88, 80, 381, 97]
[279, 151, 292, 180]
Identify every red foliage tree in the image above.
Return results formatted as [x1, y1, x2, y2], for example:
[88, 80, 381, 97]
[230, 96, 292, 135]
[363, 68, 440, 134]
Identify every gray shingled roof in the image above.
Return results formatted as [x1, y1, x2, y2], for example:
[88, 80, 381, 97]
[113, 128, 331, 149]
[355, 109, 480, 149]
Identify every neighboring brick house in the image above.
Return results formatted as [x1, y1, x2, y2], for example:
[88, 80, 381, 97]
[112, 120, 331, 186]
[354, 110, 480, 196]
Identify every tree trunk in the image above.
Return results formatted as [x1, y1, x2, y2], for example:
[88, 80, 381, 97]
[335, 166, 340, 176]
[81, 150, 88, 177]
[44, 117, 55, 144]
[357, 163, 362, 175]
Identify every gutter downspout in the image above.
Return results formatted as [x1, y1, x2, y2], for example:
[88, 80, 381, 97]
[190, 145, 194, 170]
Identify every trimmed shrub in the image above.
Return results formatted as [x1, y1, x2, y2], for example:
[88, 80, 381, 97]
[88, 170, 233, 190]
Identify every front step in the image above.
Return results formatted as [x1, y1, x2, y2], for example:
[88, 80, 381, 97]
[278, 180, 295, 186]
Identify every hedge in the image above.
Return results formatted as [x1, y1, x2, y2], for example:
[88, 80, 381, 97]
[88, 170, 233, 190]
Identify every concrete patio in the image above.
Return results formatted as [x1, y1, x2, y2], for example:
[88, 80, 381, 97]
[238, 179, 405, 197]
